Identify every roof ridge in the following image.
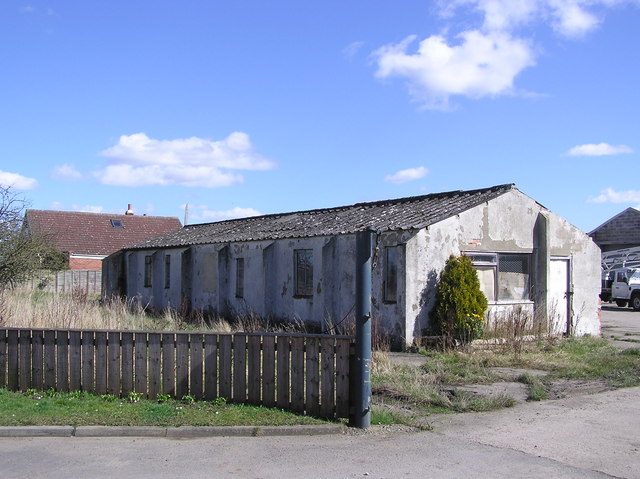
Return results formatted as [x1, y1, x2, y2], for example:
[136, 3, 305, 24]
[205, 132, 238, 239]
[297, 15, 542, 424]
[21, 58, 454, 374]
[25, 209, 180, 220]
[189, 184, 515, 228]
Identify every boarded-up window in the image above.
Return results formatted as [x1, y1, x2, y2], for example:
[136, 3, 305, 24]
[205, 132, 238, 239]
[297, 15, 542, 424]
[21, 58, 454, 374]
[202, 253, 216, 293]
[164, 255, 171, 289]
[144, 255, 153, 288]
[236, 258, 244, 298]
[294, 249, 313, 297]
[383, 246, 398, 302]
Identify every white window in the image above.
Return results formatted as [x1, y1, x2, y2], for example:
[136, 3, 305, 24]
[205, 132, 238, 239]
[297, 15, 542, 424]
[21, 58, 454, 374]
[466, 253, 531, 301]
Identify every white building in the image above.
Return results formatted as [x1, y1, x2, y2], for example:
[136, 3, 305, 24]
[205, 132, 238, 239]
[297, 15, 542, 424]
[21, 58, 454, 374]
[103, 184, 601, 347]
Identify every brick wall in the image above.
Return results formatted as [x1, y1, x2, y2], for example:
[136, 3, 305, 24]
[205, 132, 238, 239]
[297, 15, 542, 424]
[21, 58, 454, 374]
[69, 257, 102, 271]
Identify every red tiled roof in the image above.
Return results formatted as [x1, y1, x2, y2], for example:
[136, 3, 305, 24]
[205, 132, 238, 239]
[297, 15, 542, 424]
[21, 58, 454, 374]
[24, 209, 182, 256]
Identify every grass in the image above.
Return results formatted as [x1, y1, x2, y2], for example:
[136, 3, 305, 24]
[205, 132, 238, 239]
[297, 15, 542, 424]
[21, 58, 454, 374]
[0, 388, 325, 427]
[371, 335, 640, 425]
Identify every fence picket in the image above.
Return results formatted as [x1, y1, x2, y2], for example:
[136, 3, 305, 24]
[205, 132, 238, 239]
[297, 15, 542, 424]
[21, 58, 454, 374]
[248, 335, 261, 405]
[121, 332, 134, 395]
[94, 331, 107, 395]
[204, 334, 217, 400]
[56, 331, 69, 392]
[233, 334, 247, 402]
[320, 337, 335, 419]
[135, 332, 149, 397]
[31, 330, 44, 391]
[147, 333, 160, 399]
[161, 333, 175, 396]
[305, 338, 320, 417]
[7, 330, 18, 390]
[335, 338, 351, 418]
[219, 335, 232, 400]
[0, 329, 6, 387]
[43, 330, 56, 391]
[81, 331, 94, 392]
[107, 332, 120, 395]
[262, 335, 276, 407]
[190, 334, 204, 400]
[290, 336, 305, 414]
[19, 330, 31, 391]
[68, 331, 82, 391]
[276, 335, 290, 409]
[175, 334, 189, 399]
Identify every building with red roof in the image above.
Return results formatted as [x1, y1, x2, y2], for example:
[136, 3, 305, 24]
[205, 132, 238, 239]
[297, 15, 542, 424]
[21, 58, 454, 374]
[24, 205, 182, 271]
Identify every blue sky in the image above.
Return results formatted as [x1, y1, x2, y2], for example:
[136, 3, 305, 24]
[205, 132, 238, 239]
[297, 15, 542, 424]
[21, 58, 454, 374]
[1, 0, 638, 233]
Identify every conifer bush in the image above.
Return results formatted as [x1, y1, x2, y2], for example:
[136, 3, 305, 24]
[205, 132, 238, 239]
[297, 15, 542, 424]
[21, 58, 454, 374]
[430, 255, 488, 346]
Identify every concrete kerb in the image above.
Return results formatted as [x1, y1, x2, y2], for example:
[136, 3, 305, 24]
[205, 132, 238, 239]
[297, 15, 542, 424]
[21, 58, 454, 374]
[0, 424, 345, 438]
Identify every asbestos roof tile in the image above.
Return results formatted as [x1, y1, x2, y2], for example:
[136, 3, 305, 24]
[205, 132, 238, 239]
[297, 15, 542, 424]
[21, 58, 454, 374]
[125, 184, 516, 250]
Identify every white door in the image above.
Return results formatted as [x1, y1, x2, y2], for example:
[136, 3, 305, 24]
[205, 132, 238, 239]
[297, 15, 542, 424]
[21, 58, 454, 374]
[549, 258, 571, 335]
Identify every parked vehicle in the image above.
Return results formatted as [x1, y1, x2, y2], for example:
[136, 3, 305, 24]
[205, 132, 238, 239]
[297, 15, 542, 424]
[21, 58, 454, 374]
[600, 247, 640, 309]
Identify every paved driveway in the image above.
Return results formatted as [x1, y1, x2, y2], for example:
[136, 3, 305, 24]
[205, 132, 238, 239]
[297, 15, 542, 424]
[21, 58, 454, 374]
[601, 304, 640, 348]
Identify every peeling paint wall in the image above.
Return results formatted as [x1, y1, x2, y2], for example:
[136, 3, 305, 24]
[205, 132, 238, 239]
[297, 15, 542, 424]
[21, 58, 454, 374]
[109, 189, 600, 347]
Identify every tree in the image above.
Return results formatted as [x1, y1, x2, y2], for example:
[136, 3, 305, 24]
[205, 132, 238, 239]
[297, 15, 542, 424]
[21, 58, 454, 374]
[0, 186, 65, 288]
[430, 254, 488, 346]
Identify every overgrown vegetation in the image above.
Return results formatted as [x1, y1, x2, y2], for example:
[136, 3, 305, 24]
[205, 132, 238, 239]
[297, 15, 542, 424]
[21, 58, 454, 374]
[0, 388, 324, 427]
[0, 186, 66, 289]
[430, 255, 488, 346]
[371, 336, 640, 426]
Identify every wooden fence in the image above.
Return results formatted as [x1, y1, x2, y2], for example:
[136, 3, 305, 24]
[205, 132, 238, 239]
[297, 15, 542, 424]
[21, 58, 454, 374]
[27, 270, 102, 295]
[0, 328, 354, 420]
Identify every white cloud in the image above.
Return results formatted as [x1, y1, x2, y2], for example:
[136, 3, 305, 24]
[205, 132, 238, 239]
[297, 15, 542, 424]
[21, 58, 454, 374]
[52, 163, 83, 181]
[0, 170, 38, 190]
[72, 204, 105, 213]
[95, 132, 275, 188]
[589, 188, 640, 203]
[377, 0, 634, 108]
[374, 31, 535, 109]
[384, 166, 429, 184]
[442, 0, 613, 37]
[566, 143, 633, 156]
[186, 205, 262, 223]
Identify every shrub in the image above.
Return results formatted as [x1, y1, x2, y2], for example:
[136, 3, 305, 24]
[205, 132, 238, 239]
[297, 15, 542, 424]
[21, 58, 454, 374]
[430, 255, 488, 346]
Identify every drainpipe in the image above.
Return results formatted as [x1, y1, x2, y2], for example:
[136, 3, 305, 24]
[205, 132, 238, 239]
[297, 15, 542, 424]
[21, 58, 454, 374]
[353, 227, 375, 429]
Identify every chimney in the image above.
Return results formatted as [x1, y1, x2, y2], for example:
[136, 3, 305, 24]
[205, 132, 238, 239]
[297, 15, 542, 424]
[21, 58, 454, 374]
[125, 204, 134, 215]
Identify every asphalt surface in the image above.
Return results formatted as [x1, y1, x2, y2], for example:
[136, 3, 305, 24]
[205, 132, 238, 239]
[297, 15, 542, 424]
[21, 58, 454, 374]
[0, 307, 638, 478]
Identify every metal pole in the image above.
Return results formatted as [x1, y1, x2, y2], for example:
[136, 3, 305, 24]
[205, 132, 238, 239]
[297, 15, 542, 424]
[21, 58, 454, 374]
[353, 227, 374, 428]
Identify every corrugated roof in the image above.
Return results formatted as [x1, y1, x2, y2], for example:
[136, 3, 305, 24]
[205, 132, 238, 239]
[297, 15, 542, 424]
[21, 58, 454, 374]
[24, 209, 182, 256]
[126, 184, 516, 251]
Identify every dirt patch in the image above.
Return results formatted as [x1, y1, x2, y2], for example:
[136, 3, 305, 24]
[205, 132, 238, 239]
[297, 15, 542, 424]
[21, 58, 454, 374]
[545, 378, 614, 399]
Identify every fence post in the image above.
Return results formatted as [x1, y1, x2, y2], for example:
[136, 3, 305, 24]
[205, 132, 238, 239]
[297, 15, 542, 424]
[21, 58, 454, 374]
[352, 228, 374, 428]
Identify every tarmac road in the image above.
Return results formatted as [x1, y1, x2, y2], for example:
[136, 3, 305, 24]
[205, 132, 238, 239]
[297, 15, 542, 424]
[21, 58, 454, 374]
[1, 308, 638, 479]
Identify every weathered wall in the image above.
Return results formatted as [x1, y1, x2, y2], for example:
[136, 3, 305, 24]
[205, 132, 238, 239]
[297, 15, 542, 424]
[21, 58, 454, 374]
[110, 189, 601, 346]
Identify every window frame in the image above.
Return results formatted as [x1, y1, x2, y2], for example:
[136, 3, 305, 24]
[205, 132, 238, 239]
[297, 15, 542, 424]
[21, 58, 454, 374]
[164, 254, 171, 289]
[465, 252, 532, 302]
[144, 255, 153, 288]
[235, 257, 245, 298]
[294, 249, 314, 297]
[383, 246, 399, 303]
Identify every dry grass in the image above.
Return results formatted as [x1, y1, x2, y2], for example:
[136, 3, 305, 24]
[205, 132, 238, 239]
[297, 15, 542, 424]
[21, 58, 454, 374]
[0, 288, 308, 334]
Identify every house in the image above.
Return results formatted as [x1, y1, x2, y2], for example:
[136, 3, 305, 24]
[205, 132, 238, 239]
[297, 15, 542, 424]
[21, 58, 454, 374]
[25, 205, 182, 271]
[589, 207, 640, 253]
[103, 185, 601, 347]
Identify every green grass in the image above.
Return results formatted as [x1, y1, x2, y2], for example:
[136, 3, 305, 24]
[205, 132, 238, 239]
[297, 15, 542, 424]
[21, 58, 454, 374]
[0, 389, 325, 427]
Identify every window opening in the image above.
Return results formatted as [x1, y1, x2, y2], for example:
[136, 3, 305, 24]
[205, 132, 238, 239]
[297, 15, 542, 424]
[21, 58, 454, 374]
[294, 249, 313, 297]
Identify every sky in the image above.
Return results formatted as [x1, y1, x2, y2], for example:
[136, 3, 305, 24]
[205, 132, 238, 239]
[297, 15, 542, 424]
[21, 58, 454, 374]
[1, 0, 639, 233]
